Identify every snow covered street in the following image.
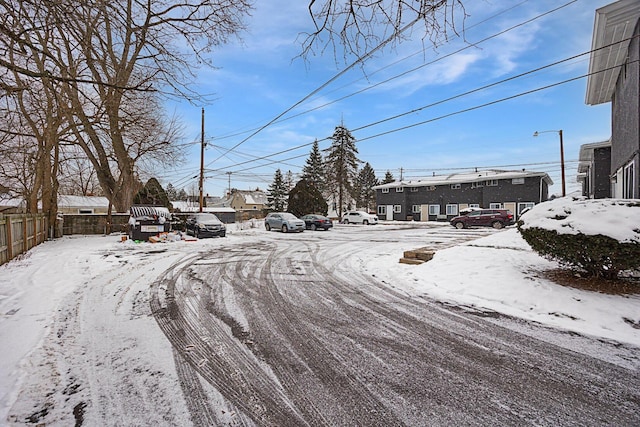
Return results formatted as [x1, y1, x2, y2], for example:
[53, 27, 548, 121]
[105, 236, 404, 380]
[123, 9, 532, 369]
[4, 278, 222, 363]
[1, 222, 639, 425]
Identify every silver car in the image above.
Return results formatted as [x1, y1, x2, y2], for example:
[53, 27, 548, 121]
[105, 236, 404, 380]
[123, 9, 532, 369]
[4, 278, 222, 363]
[264, 212, 305, 233]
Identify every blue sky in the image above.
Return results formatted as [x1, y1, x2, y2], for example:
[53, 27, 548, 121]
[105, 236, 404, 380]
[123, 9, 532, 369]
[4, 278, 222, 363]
[159, 0, 614, 199]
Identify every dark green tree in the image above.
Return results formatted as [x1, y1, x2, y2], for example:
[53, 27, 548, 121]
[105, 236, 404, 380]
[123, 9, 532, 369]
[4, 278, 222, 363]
[302, 139, 325, 193]
[165, 183, 177, 200]
[354, 162, 379, 212]
[133, 178, 171, 207]
[324, 124, 360, 219]
[176, 188, 188, 200]
[382, 170, 395, 184]
[267, 169, 288, 211]
[287, 179, 328, 217]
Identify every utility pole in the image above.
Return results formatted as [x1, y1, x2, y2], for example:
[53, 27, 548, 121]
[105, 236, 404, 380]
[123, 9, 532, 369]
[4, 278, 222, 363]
[558, 130, 566, 197]
[533, 129, 566, 197]
[226, 171, 232, 197]
[199, 108, 205, 212]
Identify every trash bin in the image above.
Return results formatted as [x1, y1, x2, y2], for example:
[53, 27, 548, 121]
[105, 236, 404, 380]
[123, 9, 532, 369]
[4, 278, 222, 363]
[128, 205, 171, 241]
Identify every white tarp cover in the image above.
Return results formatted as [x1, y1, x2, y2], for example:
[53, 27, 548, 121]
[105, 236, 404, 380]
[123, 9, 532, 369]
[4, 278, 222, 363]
[129, 206, 171, 219]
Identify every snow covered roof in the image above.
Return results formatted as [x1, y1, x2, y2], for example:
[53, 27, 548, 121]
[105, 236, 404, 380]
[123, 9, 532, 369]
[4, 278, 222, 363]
[235, 190, 268, 205]
[0, 194, 25, 208]
[58, 195, 110, 208]
[373, 169, 553, 189]
[171, 200, 235, 213]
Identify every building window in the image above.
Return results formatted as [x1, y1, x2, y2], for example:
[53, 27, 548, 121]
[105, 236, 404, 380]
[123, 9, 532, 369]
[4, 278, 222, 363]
[469, 204, 480, 208]
[410, 187, 419, 192]
[395, 187, 404, 192]
[489, 203, 502, 209]
[446, 204, 458, 216]
[486, 180, 498, 186]
[426, 186, 436, 191]
[412, 205, 421, 213]
[512, 178, 525, 185]
[394, 205, 402, 213]
[78, 209, 93, 214]
[378, 205, 386, 215]
[382, 188, 389, 193]
[450, 183, 461, 189]
[428, 205, 440, 216]
[518, 202, 535, 216]
[623, 161, 635, 198]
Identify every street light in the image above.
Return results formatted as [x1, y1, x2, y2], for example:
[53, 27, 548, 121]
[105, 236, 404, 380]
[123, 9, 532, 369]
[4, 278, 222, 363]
[533, 129, 565, 197]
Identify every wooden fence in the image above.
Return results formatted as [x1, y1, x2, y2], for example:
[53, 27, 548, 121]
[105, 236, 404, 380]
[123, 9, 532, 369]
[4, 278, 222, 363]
[0, 214, 48, 266]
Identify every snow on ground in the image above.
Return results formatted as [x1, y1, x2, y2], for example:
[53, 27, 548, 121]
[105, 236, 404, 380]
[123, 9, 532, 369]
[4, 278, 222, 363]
[364, 228, 640, 347]
[1, 213, 639, 422]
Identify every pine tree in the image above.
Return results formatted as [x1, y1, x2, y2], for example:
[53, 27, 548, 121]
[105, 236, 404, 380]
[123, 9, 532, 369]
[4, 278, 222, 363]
[285, 170, 294, 192]
[302, 139, 325, 193]
[354, 162, 379, 212]
[287, 179, 328, 217]
[324, 124, 360, 219]
[176, 188, 188, 200]
[267, 169, 288, 211]
[133, 178, 171, 207]
[165, 183, 177, 200]
[382, 170, 395, 184]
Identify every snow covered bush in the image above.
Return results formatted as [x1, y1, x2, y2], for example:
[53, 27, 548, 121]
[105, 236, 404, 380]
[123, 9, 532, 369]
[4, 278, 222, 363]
[517, 197, 640, 280]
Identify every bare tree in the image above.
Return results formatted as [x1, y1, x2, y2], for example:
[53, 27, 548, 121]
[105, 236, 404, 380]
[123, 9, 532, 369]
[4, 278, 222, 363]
[302, 0, 465, 60]
[1, 0, 250, 217]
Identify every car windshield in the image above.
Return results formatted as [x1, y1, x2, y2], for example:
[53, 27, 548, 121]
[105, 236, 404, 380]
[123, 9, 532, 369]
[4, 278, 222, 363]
[281, 213, 297, 220]
[194, 213, 220, 222]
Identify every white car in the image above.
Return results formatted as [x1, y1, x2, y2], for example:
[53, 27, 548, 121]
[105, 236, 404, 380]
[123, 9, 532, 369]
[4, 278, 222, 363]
[341, 211, 378, 225]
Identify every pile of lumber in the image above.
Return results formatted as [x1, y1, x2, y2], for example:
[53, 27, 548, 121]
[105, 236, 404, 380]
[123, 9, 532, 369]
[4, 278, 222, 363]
[399, 248, 435, 265]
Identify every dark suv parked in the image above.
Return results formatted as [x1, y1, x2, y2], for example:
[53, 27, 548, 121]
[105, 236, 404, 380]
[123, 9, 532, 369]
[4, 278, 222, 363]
[450, 209, 514, 229]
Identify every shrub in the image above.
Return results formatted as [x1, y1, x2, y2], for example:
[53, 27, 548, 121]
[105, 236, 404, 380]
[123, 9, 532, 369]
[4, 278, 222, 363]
[517, 226, 640, 279]
[517, 198, 640, 280]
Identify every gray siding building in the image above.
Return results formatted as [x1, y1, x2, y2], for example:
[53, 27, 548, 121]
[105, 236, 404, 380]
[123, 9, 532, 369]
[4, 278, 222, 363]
[585, 0, 640, 199]
[577, 141, 612, 199]
[373, 170, 551, 222]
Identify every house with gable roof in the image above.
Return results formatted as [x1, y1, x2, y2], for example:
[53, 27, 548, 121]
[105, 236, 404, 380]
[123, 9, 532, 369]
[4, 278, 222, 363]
[227, 189, 268, 212]
[582, 0, 640, 199]
[373, 169, 552, 222]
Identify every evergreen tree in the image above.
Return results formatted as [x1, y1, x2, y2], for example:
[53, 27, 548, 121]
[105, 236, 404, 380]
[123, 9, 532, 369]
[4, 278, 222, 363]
[267, 169, 288, 211]
[354, 162, 379, 211]
[133, 178, 171, 207]
[324, 124, 360, 219]
[165, 183, 177, 200]
[285, 170, 294, 192]
[302, 139, 325, 193]
[176, 188, 188, 200]
[382, 170, 395, 184]
[287, 179, 328, 217]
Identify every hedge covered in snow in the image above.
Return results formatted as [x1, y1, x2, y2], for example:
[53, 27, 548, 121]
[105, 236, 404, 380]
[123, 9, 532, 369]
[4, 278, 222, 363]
[517, 197, 640, 280]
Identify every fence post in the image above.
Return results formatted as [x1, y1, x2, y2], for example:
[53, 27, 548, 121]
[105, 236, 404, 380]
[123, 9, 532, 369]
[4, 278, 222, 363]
[23, 216, 28, 252]
[6, 216, 13, 260]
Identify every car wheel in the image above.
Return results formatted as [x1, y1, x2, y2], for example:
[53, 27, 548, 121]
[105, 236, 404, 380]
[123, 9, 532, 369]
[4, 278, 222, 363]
[282, 225, 288, 233]
[195, 228, 199, 238]
[342, 219, 349, 224]
[492, 221, 504, 229]
[363, 220, 368, 225]
[454, 222, 465, 229]
[265, 223, 271, 231]
[220, 232, 226, 237]
[311, 224, 317, 231]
